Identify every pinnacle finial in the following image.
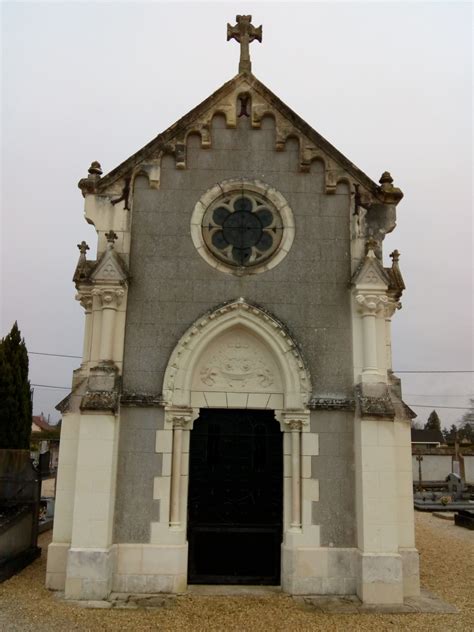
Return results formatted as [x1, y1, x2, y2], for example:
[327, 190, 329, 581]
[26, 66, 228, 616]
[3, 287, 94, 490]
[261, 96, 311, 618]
[88, 161, 103, 177]
[379, 171, 393, 185]
[227, 15, 262, 74]
[77, 241, 90, 256]
[390, 249, 400, 264]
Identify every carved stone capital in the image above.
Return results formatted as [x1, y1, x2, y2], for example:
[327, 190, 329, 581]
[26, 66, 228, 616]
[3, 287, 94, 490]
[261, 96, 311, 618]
[75, 291, 93, 312]
[172, 416, 190, 429]
[355, 293, 388, 315]
[384, 298, 401, 320]
[92, 287, 125, 309]
[165, 407, 195, 430]
[282, 412, 309, 432]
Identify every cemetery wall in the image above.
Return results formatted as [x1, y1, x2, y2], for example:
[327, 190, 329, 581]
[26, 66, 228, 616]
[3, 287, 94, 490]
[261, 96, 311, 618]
[412, 454, 474, 482]
[463, 456, 474, 482]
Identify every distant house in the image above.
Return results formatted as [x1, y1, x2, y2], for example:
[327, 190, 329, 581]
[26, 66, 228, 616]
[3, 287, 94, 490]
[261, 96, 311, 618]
[411, 428, 444, 448]
[32, 414, 55, 434]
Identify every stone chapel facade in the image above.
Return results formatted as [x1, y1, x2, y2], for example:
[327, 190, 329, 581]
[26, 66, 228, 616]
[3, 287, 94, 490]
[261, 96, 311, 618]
[46, 16, 420, 604]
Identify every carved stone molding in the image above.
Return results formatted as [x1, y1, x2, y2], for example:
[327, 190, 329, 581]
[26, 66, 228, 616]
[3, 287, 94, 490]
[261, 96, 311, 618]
[75, 291, 93, 312]
[92, 287, 125, 309]
[163, 299, 311, 410]
[164, 407, 196, 430]
[355, 293, 388, 315]
[384, 298, 401, 319]
[309, 397, 355, 411]
[120, 392, 165, 407]
[282, 412, 310, 432]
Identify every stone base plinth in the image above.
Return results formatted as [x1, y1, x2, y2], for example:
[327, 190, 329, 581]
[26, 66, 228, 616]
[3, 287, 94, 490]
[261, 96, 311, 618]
[356, 551, 404, 604]
[65, 547, 116, 600]
[281, 546, 357, 595]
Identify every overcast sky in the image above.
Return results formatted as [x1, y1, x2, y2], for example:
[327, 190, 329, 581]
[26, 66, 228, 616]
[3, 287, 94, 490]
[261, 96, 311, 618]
[1, 1, 472, 427]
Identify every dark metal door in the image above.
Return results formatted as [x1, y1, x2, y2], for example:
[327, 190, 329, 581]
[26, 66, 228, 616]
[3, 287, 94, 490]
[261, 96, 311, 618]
[187, 409, 283, 585]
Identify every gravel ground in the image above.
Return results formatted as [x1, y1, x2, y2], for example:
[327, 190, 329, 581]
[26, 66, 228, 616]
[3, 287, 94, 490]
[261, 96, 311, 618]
[0, 512, 472, 631]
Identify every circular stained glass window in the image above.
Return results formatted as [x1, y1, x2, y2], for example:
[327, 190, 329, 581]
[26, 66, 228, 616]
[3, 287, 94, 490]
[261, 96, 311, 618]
[202, 192, 283, 267]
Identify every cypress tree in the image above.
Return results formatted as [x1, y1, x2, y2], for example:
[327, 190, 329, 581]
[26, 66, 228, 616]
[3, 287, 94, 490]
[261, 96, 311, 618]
[0, 322, 32, 449]
[424, 410, 442, 432]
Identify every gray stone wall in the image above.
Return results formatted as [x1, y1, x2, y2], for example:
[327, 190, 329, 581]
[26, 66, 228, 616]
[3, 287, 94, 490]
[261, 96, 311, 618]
[114, 408, 163, 542]
[122, 115, 353, 397]
[116, 114, 356, 544]
[311, 411, 355, 547]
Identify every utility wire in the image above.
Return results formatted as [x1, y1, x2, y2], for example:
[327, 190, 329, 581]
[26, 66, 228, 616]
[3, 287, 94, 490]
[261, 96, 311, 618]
[395, 370, 473, 374]
[28, 352, 474, 373]
[406, 404, 469, 410]
[29, 351, 82, 359]
[31, 383, 70, 390]
[405, 393, 473, 398]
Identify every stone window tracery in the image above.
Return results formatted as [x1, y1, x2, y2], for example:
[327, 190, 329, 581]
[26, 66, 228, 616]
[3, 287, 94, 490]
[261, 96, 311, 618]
[202, 192, 283, 267]
[191, 179, 295, 275]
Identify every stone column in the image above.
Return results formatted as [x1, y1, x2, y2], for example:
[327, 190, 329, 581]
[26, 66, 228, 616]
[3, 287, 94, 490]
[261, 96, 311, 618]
[93, 287, 124, 362]
[170, 419, 184, 528]
[356, 293, 387, 379]
[284, 417, 306, 531]
[384, 299, 400, 371]
[76, 291, 93, 366]
[169, 415, 190, 529]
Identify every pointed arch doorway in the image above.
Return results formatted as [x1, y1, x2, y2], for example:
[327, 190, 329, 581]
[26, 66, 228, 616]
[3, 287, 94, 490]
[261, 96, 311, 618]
[187, 408, 283, 585]
[162, 299, 311, 589]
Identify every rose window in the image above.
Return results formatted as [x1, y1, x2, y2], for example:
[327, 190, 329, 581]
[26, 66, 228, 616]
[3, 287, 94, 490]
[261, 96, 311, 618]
[202, 192, 283, 267]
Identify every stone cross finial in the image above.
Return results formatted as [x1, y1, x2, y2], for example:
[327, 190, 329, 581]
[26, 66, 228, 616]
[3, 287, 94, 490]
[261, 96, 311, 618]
[105, 230, 118, 246]
[77, 241, 90, 256]
[390, 249, 400, 264]
[227, 15, 262, 74]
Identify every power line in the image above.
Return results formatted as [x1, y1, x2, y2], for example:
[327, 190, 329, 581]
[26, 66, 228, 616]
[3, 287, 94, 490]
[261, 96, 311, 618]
[27, 352, 474, 373]
[31, 383, 70, 390]
[407, 404, 469, 410]
[405, 393, 473, 398]
[29, 351, 82, 359]
[395, 370, 473, 374]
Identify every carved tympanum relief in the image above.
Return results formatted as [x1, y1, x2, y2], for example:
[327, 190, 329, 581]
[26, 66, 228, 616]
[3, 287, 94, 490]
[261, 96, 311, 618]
[192, 328, 282, 393]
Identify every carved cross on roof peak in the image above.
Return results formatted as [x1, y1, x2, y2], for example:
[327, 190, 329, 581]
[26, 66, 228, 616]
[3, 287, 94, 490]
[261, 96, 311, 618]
[227, 14, 262, 74]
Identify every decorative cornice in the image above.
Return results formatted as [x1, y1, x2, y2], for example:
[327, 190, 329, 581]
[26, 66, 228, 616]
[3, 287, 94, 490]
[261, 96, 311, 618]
[94, 74, 392, 205]
[80, 390, 119, 413]
[120, 393, 165, 407]
[309, 397, 355, 411]
[355, 385, 395, 420]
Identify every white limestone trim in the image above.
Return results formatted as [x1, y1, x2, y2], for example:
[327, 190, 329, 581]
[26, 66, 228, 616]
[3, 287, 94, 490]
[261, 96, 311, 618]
[163, 298, 311, 411]
[352, 290, 388, 384]
[282, 414, 309, 531]
[190, 179, 295, 276]
[75, 291, 93, 370]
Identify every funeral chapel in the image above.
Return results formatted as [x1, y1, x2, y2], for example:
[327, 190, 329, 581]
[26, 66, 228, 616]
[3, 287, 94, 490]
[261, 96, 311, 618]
[47, 15, 420, 604]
